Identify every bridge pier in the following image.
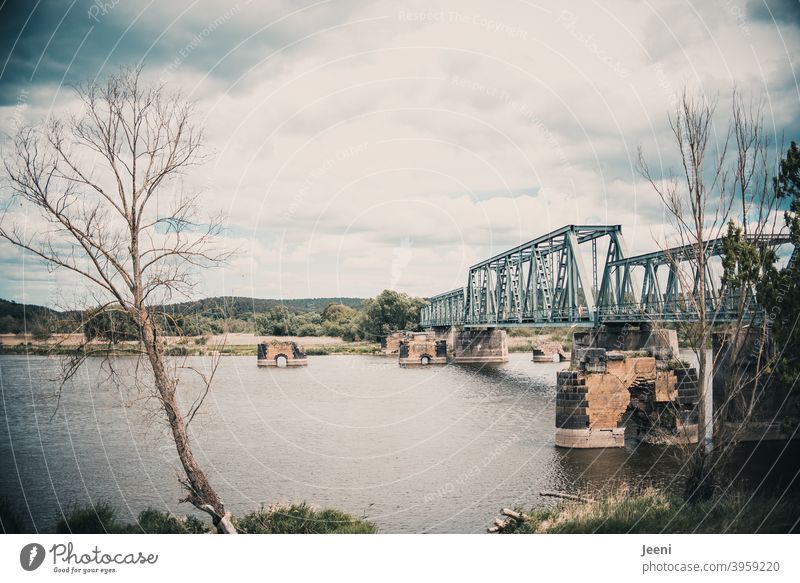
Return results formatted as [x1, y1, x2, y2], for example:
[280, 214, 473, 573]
[432, 326, 457, 355]
[452, 329, 509, 364]
[381, 331, 407, 356]
[556, 325, 699, 448]
[257, 340, 308, 367]
[713, 328, 800, 442]
[398, 332, 447, 366]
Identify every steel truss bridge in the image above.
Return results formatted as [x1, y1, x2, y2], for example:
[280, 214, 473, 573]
[419, 224, 795, 328]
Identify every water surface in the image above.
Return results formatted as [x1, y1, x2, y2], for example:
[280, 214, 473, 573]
[1, 353, 796, 533]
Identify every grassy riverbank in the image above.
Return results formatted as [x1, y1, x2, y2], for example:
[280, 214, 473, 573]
[499, 488, 800, 534]
[0, 336, 381, 357]
[0, 499, 377, 534]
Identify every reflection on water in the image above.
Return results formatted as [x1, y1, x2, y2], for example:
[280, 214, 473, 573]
[0, 353, 797, 533]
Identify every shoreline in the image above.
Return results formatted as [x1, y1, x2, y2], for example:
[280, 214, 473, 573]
[0, 333, 547, 357]
[0, 344, 544, 357]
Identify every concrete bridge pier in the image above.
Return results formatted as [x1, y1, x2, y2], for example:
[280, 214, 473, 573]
[556, 325, 699, 448]
[452, 329, 509, 364]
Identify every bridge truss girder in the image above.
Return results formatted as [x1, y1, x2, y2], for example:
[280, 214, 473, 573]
[596, 233, 793, 324]
[421, 225, 626, 328]
[419, 225, 795, 329]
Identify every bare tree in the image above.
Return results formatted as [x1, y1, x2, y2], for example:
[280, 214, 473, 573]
[638, 87, 789, 501]
[0, 68, 236, 533]
[638, 88, 731, 457]
[716, 90, 782, 438]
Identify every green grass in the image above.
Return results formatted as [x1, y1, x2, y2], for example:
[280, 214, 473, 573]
[49, 502, 375, 534]
[0, 341, 382, 357]
[303, 342, 380, 356]
[55, 503, 200, 534]
[56, 502, 125, 534]
[501, 488, 800, 534]
[234, 502, 377, 534]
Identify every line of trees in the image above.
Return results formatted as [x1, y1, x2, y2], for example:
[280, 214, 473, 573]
[0, 290, 428, 342]
[254, 289, 426, 341]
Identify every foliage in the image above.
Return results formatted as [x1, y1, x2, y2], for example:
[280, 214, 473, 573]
[774, 141, 800, 231]
[30, 319, 53, 340]
[50, 501, 377, 534]
[3, 290, 429, 342]
[501, 488, 799, 534]
[184, 514, 214, 534]
[255, 306, 323, 336]
[167, 295, 364, 317]
[303, 342, 380, 355]
[54, 504, 209, 534]
[321, 303, 359, 340]
[721, 220, 772, 291]
[357, 290, 427, 341]
[83, 305, 141, 343]
[55, 502, 121, 534]
[234, 502, 377, 534]
[757, 142, 800, 387]
[128, 508, 194, 534]
[0, 298, 67, 334]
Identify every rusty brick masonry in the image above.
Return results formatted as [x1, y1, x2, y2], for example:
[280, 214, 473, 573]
[399, 332, 447, 366]
[555, 327, 699, 448]
[257, 340, 308, 367]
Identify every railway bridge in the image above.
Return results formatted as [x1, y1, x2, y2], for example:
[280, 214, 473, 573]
[417, 224, 796, 448]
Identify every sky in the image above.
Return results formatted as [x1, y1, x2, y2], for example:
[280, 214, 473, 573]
[0, 0, 799, 306]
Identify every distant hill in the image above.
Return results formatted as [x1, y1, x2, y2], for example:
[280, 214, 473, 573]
[0, 296, 366, 333]
[159, 296, 365, 319]
[0, 298, 60, 334]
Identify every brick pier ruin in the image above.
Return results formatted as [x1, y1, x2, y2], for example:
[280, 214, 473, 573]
[555, 326, 699, 448]
[257, 340, 308, 367]
[398, 332, 447, 366]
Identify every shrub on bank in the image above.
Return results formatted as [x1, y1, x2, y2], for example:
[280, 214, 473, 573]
[55, 504, 212, 534]
[500, 488, 800, 534]
[303, 342, 381, 356]
[51, 502, 375, 534]
[56, 502, 124, 534]
[235, 503, 377, 534]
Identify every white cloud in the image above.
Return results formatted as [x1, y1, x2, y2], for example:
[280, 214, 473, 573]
[1, 0, 798, 304]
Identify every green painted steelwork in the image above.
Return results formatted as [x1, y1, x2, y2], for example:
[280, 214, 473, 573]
[419, 225, 794, 328]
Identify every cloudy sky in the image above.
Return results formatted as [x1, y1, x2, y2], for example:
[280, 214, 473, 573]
[0, 0, 798, 306]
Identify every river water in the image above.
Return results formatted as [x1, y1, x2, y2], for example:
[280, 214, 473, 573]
[1, 353, 797, 533]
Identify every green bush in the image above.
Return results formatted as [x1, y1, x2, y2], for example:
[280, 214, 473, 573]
[125, 509, 190, 534]
[235, 503, 377, 534]
[501, 488, 800, 534]
[185, 514, 213, 534]
[56, 502, 121, 534]
[55, 504, 210, 534]
[52, 503, 375, 534]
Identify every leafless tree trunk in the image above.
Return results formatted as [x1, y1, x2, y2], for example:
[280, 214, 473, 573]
[0, 67, 236, 532]
[715, 91, 782, 445]
[638, 88, 731, 455]
[638, 87, 786, 501]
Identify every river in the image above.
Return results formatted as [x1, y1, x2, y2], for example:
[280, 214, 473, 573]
[1, 353, 797, 533]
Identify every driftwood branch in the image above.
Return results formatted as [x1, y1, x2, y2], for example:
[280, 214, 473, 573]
[501, 508, 528, 521]
[539, 491, 594, 503]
